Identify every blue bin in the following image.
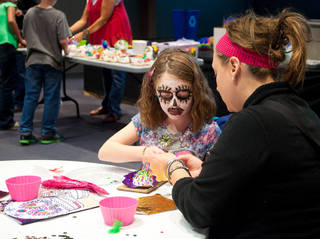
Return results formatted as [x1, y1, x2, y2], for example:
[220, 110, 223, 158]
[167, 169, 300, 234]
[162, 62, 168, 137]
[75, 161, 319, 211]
[185, 10, 200, 40]
[172, 9, 186, 40]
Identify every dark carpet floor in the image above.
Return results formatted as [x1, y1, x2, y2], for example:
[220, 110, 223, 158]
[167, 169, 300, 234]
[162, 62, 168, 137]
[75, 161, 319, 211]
[0, 73, 140, 170]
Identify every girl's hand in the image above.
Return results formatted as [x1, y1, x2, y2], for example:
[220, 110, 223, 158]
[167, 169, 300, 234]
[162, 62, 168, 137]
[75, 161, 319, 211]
[177, 154, 203, 178]
[143, 152, 175, 181]
[143, 146, 165, 158]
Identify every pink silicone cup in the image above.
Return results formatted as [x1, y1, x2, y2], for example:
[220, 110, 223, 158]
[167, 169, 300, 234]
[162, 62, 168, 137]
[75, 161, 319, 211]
[6, 175, 41, 201]
[99, 196, 138, 226]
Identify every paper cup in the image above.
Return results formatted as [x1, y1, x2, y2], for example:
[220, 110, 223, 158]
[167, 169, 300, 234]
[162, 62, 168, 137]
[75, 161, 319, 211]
[99, 196, 138, 226]
[6, 175, 41, 201]
[132, 40, 147, 56]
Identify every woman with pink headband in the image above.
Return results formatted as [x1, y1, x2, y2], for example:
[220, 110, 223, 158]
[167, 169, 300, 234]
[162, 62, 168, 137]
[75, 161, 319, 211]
[143, 9, 320, 238]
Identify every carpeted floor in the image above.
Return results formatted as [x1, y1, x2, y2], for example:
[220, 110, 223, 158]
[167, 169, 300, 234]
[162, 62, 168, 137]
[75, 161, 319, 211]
[0, 73, 140, 170]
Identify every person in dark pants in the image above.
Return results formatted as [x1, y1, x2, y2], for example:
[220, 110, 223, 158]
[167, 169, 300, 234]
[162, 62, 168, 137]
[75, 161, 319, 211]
[0, 0, 26, 130]
[12, 0, 39, 113]
[13, 50, 26, 112]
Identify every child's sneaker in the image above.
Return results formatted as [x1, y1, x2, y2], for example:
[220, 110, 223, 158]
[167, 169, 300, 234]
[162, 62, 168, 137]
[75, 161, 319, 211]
[19, 134, 37, 145]
[40, 133, 64, 144]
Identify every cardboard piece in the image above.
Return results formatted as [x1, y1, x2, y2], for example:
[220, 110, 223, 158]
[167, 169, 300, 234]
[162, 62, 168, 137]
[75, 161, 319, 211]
[137, 193, 176, 215]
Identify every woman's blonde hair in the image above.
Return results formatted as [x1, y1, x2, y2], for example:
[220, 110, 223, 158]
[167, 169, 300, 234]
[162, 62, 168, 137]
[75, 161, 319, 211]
[137, 48, 216, 133]
[219, 9, 311, 87]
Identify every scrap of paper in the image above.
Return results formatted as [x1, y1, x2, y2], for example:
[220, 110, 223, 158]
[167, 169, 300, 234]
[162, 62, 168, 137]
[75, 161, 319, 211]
[49, 166, 64, 173]
[137, 193, 176, 215]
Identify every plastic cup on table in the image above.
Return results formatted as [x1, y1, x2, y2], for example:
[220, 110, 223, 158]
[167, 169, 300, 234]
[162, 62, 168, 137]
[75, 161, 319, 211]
[6, 175, 41, 201]
[132, 40, 147, 55]
[172, 9, 186, 40]
[99, 196, 138, 226]
[185, 10, 200, 40]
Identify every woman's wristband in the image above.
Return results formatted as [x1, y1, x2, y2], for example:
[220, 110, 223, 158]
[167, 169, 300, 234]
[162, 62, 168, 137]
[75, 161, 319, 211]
[166, 158, 191, 185]
[168, 165, 191, 185]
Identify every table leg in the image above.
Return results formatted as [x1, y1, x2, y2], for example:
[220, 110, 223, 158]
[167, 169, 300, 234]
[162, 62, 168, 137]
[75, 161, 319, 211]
[61, 60, 80, 118]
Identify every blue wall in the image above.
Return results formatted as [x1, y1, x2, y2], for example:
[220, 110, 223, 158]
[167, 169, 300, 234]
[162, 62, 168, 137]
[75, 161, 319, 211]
[155, 0, 248, 40]
[153, 0, 320, 40]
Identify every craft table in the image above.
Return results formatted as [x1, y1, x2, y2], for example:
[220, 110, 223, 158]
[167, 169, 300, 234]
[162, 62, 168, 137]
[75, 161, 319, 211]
[65, 55, 153, 74]
[0, 160, 206, 239]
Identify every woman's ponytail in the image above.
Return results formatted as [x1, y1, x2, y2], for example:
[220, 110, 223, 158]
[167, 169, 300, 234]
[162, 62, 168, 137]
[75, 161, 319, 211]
[275, 10, 311, 86]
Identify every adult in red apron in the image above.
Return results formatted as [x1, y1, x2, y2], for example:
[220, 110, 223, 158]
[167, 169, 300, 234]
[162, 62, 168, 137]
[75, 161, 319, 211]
[88, 0, 132, 46]
[71, 0, 132, 122]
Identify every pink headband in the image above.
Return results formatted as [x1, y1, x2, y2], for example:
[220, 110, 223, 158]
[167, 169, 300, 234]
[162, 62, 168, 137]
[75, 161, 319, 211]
[216, 33, 278, 69]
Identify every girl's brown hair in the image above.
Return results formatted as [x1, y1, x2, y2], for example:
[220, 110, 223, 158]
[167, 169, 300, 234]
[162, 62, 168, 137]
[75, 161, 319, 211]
[219, 9, 311, 87]
[137, 48, 216, 133]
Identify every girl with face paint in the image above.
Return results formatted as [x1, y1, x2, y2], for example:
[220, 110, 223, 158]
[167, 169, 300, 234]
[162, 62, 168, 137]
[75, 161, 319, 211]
[156, 72, 193, 123]
[98, 49, 221, 171]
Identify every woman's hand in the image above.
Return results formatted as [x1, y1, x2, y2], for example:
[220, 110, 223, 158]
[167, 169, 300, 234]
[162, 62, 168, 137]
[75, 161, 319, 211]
[72, 32, 84, 42]
[177, 154, 203, 178]
[143, 152, 175, 181]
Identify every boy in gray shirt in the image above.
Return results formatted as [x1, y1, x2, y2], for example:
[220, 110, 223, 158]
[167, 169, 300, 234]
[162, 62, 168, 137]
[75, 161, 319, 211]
[19, 0, 71, 145]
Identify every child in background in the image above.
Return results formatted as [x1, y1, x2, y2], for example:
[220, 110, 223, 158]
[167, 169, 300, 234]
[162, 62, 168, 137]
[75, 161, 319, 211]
[18, 0, 71, 145]
[0, 0, 26, 130]
[98, 48, 221, 166]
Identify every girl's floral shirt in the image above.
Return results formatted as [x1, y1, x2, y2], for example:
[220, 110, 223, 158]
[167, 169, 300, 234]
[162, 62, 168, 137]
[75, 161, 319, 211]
[132, 113, 221, 160]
